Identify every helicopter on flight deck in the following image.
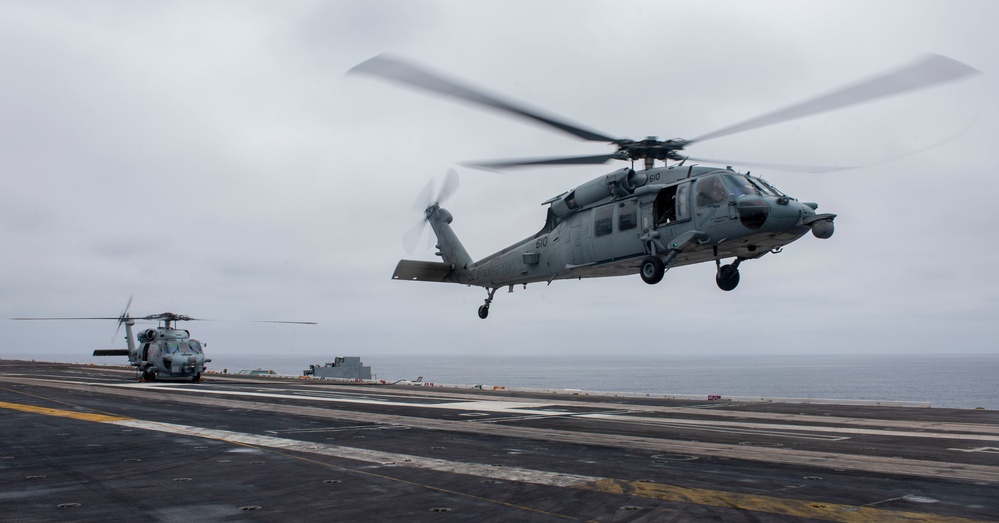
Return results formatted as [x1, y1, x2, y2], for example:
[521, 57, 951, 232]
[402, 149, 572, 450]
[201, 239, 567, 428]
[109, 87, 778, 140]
[13, 297, 316, 381]
[349, 53, 979, 319]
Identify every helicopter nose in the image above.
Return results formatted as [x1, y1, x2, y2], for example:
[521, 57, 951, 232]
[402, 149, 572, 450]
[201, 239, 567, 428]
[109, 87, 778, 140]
[762, 197, 808, 232]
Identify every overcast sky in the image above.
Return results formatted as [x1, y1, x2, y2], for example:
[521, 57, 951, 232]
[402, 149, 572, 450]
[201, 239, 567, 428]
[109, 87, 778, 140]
[1, 1, 996, 365]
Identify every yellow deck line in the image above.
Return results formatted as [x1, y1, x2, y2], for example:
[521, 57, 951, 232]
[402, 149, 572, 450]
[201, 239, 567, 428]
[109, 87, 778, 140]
[0, 400, 130, 422]
[577, 478, 989, 523]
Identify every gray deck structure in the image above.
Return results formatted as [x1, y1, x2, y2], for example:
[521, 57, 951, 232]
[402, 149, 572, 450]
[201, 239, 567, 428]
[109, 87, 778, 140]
[1, 359, 997, 522]
[303, 356, 372, 380]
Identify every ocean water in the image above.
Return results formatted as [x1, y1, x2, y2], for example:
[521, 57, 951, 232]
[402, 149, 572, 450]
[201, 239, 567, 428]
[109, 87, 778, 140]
[214, 353, 998, 410]
[8, 352, 997, 410]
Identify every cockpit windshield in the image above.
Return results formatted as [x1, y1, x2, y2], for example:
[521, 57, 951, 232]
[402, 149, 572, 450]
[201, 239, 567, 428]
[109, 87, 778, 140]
[188, 340, 203, 354]
[718, 173, 787, 197]
[721, 174, 757, 197]
[748, 176, 784, 196]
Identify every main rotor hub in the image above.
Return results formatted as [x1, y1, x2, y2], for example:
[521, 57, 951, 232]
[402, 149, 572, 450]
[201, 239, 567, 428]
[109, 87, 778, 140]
[613, 137, 688, 163]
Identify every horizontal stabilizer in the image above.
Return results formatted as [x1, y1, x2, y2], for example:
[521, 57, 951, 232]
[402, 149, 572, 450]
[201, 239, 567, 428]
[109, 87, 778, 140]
[93, 349, 129, 357]
[392, 260, 453, 282]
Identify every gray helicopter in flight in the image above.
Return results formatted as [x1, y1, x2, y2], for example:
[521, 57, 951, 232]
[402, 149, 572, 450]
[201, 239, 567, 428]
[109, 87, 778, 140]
[350, 53, 979, 319]
[14, 297, 316, 381]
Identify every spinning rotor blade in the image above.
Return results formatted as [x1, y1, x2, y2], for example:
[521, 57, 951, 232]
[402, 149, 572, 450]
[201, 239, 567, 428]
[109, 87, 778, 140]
[192, 319, 318, 325]
[689, 53, 981, 145]
[412, 177, 436, 212]
[464, 153, 620, 170]
[437, 168, 459, 203]
[403, 218, 428, 255]
[683, 156, 854, 174]
[403, 169, 460, 254]
[349, 54, 618, 143]
[12, 317, 122, 320]
[112, 295, 134, 343]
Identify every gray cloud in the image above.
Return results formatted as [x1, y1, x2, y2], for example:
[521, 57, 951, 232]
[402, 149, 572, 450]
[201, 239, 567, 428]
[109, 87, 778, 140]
[2, 1, 997, 363]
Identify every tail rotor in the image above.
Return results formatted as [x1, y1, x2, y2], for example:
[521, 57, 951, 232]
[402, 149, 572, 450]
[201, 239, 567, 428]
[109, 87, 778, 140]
[111, 295, 133, 344]
[404, 169, 459, 254]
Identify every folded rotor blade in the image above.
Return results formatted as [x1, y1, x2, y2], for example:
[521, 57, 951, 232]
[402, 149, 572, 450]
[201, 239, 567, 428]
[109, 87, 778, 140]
[689, 53, 981, 145]
[463, 153, 619, 170]
[349, 54, 618, 143]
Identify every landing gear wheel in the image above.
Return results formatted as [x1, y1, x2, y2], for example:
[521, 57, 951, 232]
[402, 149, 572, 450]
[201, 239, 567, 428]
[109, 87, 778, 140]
[192, 373, 201, 383]
[716, 264, 740, 291]
[640, 256, 665, 285]
[141, 370, 155, 382]
[478, 287, 497, 319]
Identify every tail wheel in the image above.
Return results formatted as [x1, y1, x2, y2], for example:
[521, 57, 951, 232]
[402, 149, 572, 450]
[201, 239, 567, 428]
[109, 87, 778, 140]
[640, 256, 665, 285]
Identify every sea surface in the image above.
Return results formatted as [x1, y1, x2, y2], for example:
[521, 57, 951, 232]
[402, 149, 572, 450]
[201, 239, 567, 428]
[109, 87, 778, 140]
[12, 352, 995, 410]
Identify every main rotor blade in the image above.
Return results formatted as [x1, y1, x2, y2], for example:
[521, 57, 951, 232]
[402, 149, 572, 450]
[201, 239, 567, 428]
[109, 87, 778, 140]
[192, 319, 318, 325]
[463, 153, 619, 170]
[684, 156, 854, 174]
[12, 317, 122, 320]
[349, 54, 618, 143]
[14, 315, 316, 325]
[689, 53, 981, 145]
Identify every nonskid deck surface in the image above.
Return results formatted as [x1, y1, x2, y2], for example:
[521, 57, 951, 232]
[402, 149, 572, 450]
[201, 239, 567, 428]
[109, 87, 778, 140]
[1, 360, 996, 522]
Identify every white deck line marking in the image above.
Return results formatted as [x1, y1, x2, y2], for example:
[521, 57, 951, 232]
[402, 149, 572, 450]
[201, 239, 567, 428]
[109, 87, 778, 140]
[579, 413, 999, 442]
[111, 419, 601, 487]
[101, 382, 566, 415]
[96, 380, 999, 443]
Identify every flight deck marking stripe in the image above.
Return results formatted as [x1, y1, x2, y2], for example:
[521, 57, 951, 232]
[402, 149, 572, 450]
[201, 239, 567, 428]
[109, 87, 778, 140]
[109, 419, 601, 486]
[0, 400, 130, 422]
[96, 382, 999, 442]
[91, 422, 999, 523]
[576, 479, 987, 523]
[106, 420, 998, 523]
[2, 400, 993, 523]
[579, 413, 999, 442]
[0, 401, 585, 522]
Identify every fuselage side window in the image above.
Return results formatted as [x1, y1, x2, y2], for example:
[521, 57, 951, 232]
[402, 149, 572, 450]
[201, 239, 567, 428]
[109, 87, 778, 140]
[594, 205, 613, 237]
[675, 183, 690, 221]
[619, 200, 637, 231]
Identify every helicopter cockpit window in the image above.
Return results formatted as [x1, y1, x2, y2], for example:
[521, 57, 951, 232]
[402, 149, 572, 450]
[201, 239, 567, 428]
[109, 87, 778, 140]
[594, 206, 613, 237]
[721, 174, 757, 198]
[695, 175, 729, 207]
[751, 176, 784, 196]
[746, 177, 773, 195]
[165, 341, 179, 354]
[188, 340, 203, 354]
